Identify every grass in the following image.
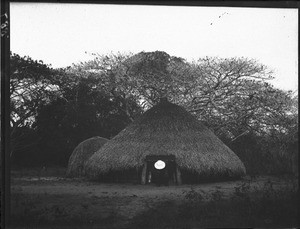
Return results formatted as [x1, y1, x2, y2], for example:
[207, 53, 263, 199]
[11, 167, 67, 178]
[10, 193, 125, 228]
[128, 179, 298, 228]
[10, 172, 298, 228]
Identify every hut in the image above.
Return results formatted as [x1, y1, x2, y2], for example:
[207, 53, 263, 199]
[66, 136, 108, 177]
[84, 99, 246, 184]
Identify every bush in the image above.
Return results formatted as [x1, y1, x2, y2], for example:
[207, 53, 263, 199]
[228, 133, 298, 176]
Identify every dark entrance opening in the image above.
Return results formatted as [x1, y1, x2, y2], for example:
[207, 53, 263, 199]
[143, 155, 179, 185]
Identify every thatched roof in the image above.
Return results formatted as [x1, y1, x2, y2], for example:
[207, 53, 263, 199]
[66, 136, 108, 177]
[84, 100, 246, 178]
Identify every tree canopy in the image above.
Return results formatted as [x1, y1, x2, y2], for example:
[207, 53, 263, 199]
[72, 51, 297, 140]
[9, 51, 298, 174]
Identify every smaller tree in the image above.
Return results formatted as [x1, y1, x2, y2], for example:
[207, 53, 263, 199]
[34, 71, 142, 166]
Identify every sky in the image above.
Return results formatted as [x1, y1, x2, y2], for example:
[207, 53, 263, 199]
[10, 3, 298, 92]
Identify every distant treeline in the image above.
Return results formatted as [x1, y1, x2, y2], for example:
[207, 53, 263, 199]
[10, 51, 298, 175]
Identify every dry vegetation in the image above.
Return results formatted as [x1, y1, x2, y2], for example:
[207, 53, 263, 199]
[85, 101, 246, 180]
[66, 136, 108, 177]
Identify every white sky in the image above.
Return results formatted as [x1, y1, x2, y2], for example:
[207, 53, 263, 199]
[10, 3, 298, 92]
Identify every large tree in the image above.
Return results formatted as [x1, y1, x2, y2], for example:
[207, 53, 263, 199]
[75, 51, 297, 140]
[75, 51, 298, 174]
[10, 53, 143, 166]
[11, 51, 297, 172]
[33, 70, 142, 166]
[10, 52, 61, 158]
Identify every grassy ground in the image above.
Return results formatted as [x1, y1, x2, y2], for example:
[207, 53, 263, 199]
[9, 167, 299, 228]
[129, 182, 298, 228]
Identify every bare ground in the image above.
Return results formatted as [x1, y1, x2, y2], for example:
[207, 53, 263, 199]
[9, 172, 297, 229]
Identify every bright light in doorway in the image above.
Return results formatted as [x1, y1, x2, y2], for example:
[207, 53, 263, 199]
[154, 160, 165, 170]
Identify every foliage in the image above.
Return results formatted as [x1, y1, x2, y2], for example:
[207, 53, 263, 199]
[10, 52, 59, 127]
[69, 52, 144, 116]
[76, 51, 298, 175]
[228, 130, 298, 175]
[77, 51, 297, 139]
[10, 53, 142, 167]
[33, 71, 142, 166]
[10, 51, 297, 171]
[72, 51, 194, 109]
[10, 52, 61, 158]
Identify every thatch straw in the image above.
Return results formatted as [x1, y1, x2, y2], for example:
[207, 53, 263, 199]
[66, 136, 108, 177]
[84, 100, 246, 179]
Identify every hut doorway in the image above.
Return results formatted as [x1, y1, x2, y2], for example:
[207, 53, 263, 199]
[142, 155, 181, 185]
